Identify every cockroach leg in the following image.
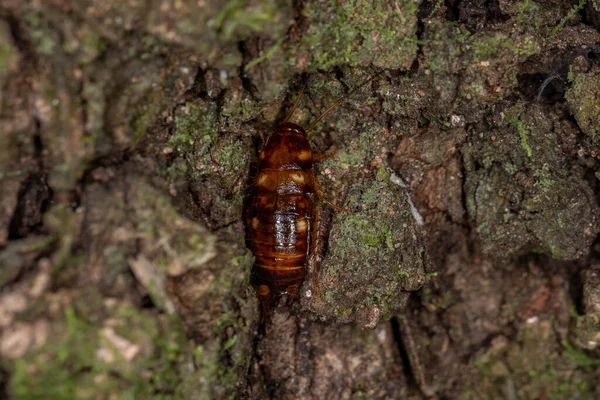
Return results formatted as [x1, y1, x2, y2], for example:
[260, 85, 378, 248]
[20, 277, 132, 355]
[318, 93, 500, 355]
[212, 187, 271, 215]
[309, 204, 322, 297]
[313, 145, 341, 162]
[313, 177, 349, 213]
[397, 314, 437, 398]
[286, 285, 299, 296]
[258, 289, 272, 335]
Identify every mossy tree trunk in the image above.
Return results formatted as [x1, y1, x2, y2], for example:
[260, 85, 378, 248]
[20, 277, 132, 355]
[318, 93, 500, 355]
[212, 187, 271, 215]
[1, 1, 600, 399]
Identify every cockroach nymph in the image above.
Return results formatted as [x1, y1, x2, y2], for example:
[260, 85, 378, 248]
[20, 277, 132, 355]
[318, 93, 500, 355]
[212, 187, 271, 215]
[245, 73, 378, 328]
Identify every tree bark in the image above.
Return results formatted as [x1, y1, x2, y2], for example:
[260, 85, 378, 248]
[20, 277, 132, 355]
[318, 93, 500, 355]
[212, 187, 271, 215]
[1, 1, 599, 399]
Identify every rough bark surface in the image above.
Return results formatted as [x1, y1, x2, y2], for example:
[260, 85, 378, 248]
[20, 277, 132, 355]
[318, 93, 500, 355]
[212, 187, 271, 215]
[1, 1, 600, 399]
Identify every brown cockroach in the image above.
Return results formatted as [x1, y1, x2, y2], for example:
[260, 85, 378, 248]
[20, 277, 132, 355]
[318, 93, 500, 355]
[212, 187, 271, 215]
[245, 73, 378, 324]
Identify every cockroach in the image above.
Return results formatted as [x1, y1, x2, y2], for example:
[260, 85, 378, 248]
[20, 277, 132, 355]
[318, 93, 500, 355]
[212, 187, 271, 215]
[245, 73, 378, 327]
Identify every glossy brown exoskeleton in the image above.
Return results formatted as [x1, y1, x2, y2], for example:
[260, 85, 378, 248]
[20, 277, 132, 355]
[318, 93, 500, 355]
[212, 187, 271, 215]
[246, 75, 378, 326]
[247, 121, 317, 298]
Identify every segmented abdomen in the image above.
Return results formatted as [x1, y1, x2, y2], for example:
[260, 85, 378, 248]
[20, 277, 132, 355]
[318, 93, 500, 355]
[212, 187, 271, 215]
[248, 122, 314, 295]
[249, 189, 312, 294]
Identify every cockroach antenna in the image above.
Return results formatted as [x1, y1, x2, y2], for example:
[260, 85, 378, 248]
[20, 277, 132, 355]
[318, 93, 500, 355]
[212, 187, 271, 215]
[305, 70, 383, 135]
[283, 85, 305, 123]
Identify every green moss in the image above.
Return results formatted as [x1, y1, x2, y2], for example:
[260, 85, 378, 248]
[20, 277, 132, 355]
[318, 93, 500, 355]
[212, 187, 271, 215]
[164, 157, 188, 182]
[25, 235, 58, 251]
[504, 163, 518, 175]
[507, 117, 532, 158]
[562, 339, 600, 369]
[0, 43, 12, 76]
[170, 102, 217, 153]
[165, 98, 249, 225]
[549, 245, 560, 259]
[422, 21, 471, 75]
[133, 89, 163, 142]
[473, 35, 538, 62]
[565, 70, 600, 145]
[326, 123, 380, 172]
[221, 97, 259, 120]
[516, 0, 542, 30]
[244, 38, 284, 72]
[481, 156, 493, 169]
[428, 0, 445, 17]
[312, 171, 428, 325]
[23, 13, 56, 55]
[10, 302, 194, 399]
[62, 25, 107, 66]
[193, 306, 250, 396]
[81, 29, 107, 55]
[10, 306, 97, 398]
[550, 0, 587, 38]
[298, 0, 418, 70]
[325, 290, 339, 301]
[465, 102, 598, 261]
[469, 321, 597, 399]
[345, 216, 393, 248]
[397, 269, 410, 278]
[425, 272, 438, 282]
[213, 0, 283, 41]
[171, 98, 250, 192]
[165, 98, 249, 226]
[467, 198, 476, 213]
